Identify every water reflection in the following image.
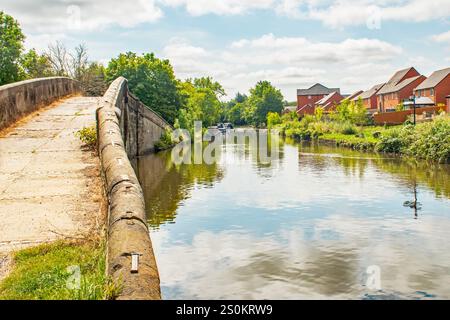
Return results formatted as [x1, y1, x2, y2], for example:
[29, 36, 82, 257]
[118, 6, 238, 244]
[137, 139, 450, 299]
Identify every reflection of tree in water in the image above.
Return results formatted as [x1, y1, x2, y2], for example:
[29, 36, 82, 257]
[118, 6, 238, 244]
[371, 158, 450, 200]
[291, 141, 450, 200]
[137, 151, 224, 229]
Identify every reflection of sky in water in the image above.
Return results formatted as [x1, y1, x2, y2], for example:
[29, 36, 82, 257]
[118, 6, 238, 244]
[141, 143, 450, 300]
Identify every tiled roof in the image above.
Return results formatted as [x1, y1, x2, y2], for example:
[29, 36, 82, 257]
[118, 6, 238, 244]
[378, 67, 419, 95]
[316, 91, 342, 105]
[297, 83, 340, 96]
[378, 75, 423, 95]
[354, 83, 385, 100]
[345, 90, 363, 101]
[415, 68, 450, 90]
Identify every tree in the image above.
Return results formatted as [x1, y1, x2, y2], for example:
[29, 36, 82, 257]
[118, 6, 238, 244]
[246, 81, 284, 127]
[79, 62, 107, 96]
[192, 77, 225, 98]
[0, 11, 25, 85]
[176, 77, 224, 132]
[106, 52, 181, 124]
[21, 49, 54, 79]
[46, 41, 71, 76]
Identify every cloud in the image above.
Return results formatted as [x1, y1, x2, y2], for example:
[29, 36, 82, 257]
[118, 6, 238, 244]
[159, 0, 275, 16]
[1, 0, 163, 33]
[432, 30, 450, 43]
[276, 0, 450, 29]
[163, 34, 402, 100]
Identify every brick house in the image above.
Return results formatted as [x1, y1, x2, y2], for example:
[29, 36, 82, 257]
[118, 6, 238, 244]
[377, 67, 426, 112]
[315, 91, 345, 111]
[352, 83, 385, 110]
[342, 90, 363, 104]
[297, 83, 340, 115]
[414, 67, 450, 107]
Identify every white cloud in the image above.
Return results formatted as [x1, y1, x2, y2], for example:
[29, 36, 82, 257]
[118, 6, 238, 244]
[159, 0, 275, 16]
[276, 0, 450, 29]
[1, 0, 163, 33]
[432, 30, 450, 43]
[163, 34, 403, 100]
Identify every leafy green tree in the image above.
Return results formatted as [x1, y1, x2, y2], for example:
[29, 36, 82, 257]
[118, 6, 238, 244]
[227, 102, 246, 125]
[223, 92, 248, 124]
[106, 52, 181, 124]
[21, 49, 54, 79]
[246, 81, 284, 127]
[176, 77, 224, 132]
[0, 11, 25, 85]
[192, 77, 225, 98]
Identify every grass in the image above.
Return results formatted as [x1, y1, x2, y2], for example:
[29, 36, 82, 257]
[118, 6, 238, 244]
[0, 240, 119, 300]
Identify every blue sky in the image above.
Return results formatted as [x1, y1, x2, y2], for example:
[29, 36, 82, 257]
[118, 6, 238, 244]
[2, 0, 450, 100]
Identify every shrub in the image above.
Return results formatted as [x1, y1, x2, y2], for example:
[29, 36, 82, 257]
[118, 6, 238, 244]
[155, 129, 176, 152]
[75, 126, 97, 149]
[267, 112, 282, 129]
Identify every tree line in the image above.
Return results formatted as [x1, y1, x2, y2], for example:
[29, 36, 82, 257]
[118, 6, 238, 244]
[1, 11, 284, 129]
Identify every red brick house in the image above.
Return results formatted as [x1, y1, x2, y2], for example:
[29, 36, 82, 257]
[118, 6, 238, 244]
[345, 90, 364, 102]
[414, 67, 450, 107]
[377, 67, 426, 112]
[297, 83, 340, 115]
[315, 91, 345, 111]
[352, 83, 385, 110]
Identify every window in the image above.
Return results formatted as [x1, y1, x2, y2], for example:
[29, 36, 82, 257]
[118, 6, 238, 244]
[430, 88, 434, 96]
[308, 95, 312, 100]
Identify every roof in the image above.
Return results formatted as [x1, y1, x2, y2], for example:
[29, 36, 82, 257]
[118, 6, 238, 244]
[297, 83, 340, 96]
[345, 90, 363, 101]
[316, 91, 342, 105]
[378, 67, 419, 95]
[353, 83, 385, 100]
[415, 68, 450, 90]
[378, 75, 424, 95]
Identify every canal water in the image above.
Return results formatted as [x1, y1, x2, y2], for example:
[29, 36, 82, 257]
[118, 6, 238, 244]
[137, 136, 450, 300]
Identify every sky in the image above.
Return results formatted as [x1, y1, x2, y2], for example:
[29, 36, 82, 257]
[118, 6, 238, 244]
[2, 0, 450, 101]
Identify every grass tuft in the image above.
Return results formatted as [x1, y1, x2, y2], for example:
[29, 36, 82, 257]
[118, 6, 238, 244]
[0, 240, 120, 300]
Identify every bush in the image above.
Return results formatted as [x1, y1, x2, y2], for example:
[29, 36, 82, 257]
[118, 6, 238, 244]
[155, 129, 176, 152]
[267, 112, 282, 129]
[407, 116, 450, 163]
[75, 126, 97, 149]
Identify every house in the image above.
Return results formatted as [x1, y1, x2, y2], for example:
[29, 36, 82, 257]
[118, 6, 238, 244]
[315, 91, 345, 111]
[377, 67, 426, 112]
[447, 95, 450, 112]
[414, 67, 450, 107]
[352, 83, 385, 110]
[297, 83, 340, 115]
[344, 90, 363, 102]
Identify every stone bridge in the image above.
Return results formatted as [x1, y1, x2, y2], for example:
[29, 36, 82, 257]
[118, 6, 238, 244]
[0, 77, 169, 299]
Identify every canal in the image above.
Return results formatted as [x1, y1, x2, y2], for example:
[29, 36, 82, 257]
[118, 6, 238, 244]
[137, 136, 450, 299]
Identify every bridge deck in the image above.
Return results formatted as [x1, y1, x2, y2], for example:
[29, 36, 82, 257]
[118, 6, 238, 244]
[0, 97, 104, 255]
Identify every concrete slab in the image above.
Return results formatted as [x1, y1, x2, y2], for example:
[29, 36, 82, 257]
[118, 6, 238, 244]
[0, 96, 104, 254]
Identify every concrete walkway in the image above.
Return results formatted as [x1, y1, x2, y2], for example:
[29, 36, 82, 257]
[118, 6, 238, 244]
[0, 96, 104, 255]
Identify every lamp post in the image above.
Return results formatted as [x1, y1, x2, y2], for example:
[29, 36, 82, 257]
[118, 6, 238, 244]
[410, 95, 416, 125]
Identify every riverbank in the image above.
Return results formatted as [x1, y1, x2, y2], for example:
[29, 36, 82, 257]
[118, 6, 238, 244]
[273, 113, 450, 163]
